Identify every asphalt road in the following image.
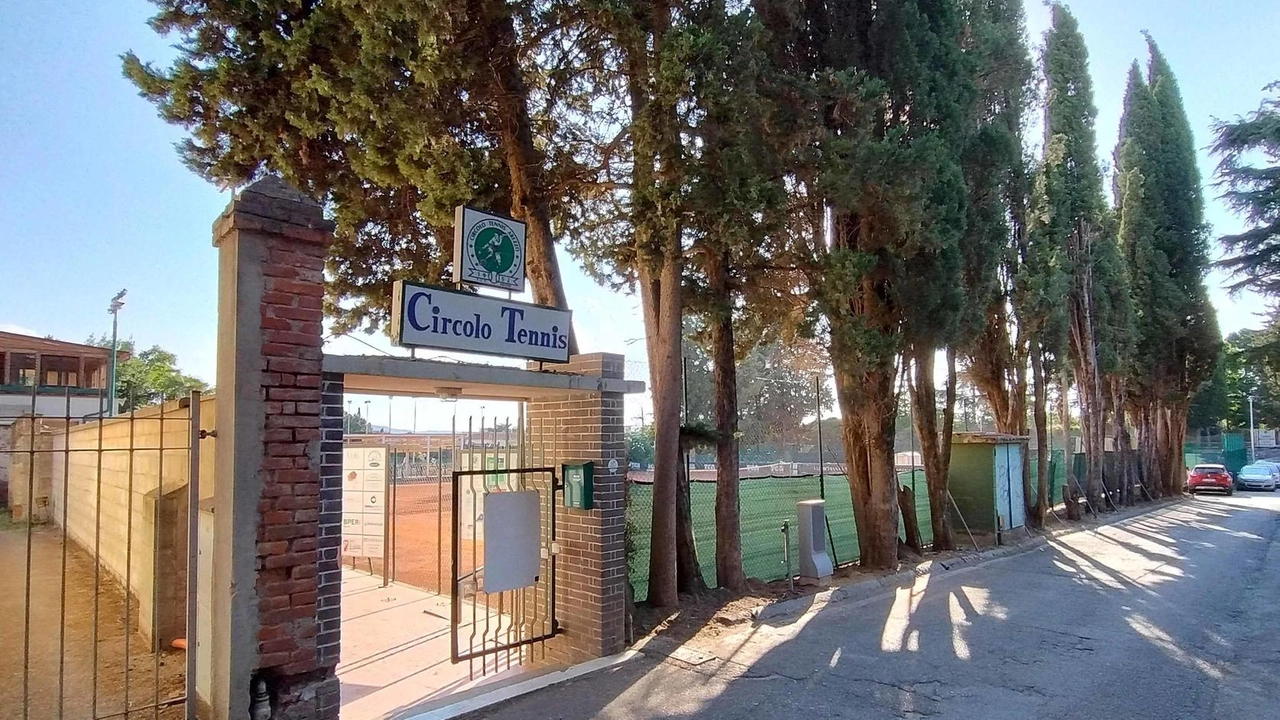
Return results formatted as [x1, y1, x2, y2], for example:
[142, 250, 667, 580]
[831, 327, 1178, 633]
[469, 494, 1280, 720]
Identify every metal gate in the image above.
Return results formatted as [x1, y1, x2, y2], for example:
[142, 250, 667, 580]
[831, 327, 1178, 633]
[0, 386, 204, 719]
[450, 466, 561, 674]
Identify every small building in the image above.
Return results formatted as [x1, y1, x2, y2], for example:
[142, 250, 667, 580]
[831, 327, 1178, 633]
[0, 331, 128, 507]
[0, 331, 127, 420]
[947, 432, 1028, 539]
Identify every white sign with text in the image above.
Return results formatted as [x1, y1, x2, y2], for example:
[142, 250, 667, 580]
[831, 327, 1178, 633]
[341, 445, 388, 559]
[390, 281, 571, 363]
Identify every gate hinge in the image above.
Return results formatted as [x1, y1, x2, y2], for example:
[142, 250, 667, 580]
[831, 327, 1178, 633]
[199, 429, 218, 440]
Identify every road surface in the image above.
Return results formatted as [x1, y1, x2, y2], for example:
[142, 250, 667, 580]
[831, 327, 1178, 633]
[469, 494, 1280, 719]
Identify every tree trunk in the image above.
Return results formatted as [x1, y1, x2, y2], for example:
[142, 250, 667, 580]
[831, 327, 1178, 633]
[640, 256, 684, 607]
[1059, 372, 1081, 521]
[625, 0, 683, 607]
[674, 458, 706, 594]
[709, 250, 746, 591]
[1030, 345, 1050, 526]
[482, 0, 576, 352]
[909, 346, 957, 552]
[1110, 381, 1134, 506]
[833, 353, 900, 570]
[898, 484, 923, 554]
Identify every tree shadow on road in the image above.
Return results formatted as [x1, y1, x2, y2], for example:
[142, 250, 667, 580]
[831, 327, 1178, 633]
[468, 498, 1280, 719]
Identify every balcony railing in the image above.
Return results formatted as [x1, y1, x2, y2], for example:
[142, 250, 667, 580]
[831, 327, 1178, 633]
[0, 383, 105, 397]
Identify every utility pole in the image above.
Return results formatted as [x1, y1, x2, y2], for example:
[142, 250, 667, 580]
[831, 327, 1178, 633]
[107, 289, 126, 416]
[1249, 395, 1257, 464]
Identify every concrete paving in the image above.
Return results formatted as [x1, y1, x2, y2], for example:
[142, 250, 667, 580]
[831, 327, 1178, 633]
[339, 570, 523, 720]
[466, 494, 1280, 720]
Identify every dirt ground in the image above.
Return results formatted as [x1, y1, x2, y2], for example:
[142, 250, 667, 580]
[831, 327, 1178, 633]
[0, 519, 185, 719]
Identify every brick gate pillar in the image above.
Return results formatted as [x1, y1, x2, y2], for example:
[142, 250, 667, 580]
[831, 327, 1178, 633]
[526, 353, 628, 664]
[210, 177, 340, 720]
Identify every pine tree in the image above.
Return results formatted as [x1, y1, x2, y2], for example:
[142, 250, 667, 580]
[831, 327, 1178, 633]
[1213, 82, 1280, 294]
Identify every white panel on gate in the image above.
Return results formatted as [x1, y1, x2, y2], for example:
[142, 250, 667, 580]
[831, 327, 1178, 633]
[483, 491, 541, 593]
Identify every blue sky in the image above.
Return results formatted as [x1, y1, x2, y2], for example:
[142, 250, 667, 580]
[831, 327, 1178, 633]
[0, 0, 1276, 429]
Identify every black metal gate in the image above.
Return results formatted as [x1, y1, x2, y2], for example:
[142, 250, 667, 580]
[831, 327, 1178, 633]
[450, 466, 561, 674]
[0, 386, 204, 719]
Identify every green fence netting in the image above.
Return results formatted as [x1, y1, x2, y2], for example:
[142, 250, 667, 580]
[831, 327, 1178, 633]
[627, 471, 929, 603]
[626, 454, 1079, 602]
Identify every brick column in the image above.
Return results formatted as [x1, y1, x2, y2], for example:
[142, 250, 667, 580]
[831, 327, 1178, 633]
[526, 353, 628, 664]
[210, 177, 339, 720]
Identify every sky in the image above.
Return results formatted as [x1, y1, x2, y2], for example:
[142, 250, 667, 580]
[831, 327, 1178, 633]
[0, 0, 1276, 431]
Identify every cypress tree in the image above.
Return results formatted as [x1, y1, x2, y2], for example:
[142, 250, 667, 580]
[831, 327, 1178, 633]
[1116, 37, 1221, 496]
[1034, 4, 1118, 511]
[754, 0, 972, 567]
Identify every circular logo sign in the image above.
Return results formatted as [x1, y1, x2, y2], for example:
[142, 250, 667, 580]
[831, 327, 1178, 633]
[464, 218, 524, 287]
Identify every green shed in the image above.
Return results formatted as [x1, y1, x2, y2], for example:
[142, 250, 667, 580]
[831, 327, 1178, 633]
[947, 433, 1028, 540]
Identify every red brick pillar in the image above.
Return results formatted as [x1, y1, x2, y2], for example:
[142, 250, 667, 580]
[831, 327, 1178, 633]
[210, 177, 339, 720]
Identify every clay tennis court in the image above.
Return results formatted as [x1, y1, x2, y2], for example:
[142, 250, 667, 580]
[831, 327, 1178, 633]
[350, 477, 555, 601]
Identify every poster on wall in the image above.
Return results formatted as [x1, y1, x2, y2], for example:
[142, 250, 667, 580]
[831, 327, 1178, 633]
[342, 445, 388, 559]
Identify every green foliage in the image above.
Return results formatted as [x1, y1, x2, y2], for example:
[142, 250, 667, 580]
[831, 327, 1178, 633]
[1035, 4, 1131, 379]
[628, 425, 656, 469]
[1192, 321, 1280, 429]
[1213, 82, 1280, 294]
[1117, 37, 1221, 402]
[88, 335, 207, 412]
[124, 0, 587, 332]
[345, 412, 372, 434]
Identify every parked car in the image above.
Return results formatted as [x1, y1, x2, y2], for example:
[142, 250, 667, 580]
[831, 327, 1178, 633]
[1188, 464, 1234, 495]
[1236, 463, 1279, 492]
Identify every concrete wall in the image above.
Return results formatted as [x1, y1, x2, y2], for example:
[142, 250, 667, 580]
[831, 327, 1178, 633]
[45, 394, 216, 648]
[7, 416, 68, 522]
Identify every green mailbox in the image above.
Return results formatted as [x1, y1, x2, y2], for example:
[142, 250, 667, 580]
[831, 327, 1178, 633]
[563, 461, 595, 510]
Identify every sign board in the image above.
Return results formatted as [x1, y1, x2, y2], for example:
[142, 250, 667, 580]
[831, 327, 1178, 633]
[390, 281, 571, 363]
[453, 206, 527, 293]
[341, 445, 388, 558]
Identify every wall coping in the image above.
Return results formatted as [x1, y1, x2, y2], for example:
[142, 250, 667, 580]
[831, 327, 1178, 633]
[324, 354, 644, 400]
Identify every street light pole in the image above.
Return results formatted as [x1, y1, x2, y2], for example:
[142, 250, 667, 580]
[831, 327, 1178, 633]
[1249, 395, 1257, 464]
[107, 289, 126, 416]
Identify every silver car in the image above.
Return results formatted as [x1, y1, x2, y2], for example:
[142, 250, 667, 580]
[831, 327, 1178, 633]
[1237, 463, 1279, 491]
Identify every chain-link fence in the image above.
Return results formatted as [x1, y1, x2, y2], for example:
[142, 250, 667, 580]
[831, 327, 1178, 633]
[626, 470, 928, 602]
[1184, 431, 1248, 476]
[625, 450, 1076, 602]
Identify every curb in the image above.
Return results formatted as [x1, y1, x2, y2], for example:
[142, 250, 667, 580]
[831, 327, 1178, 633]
[751, 498, 1185, 623]
[411, 650, 642, 720]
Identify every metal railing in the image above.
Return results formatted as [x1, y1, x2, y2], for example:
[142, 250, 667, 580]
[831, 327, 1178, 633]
[0, 385, 202, 719]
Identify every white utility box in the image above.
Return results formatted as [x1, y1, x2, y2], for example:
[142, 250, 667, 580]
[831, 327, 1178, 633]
[797, 499, 833, 585]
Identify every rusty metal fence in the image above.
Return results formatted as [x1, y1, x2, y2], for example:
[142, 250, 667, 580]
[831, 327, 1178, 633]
[0, 386, 202, 719]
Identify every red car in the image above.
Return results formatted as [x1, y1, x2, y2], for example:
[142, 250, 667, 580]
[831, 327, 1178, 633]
[1188, 464, 1234, 495]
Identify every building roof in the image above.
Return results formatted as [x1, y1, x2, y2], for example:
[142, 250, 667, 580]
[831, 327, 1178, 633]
[952, 431, 1030, 445]
[0, 331, 128, 360]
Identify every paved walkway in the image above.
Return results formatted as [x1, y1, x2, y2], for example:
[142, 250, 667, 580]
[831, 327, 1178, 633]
[469, 495, 1280, 719]
[339, 569, 523, 720]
